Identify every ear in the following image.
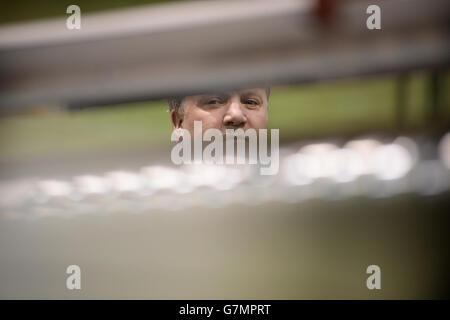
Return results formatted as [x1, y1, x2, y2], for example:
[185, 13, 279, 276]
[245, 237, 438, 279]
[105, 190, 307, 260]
[170, 109, 183, 130]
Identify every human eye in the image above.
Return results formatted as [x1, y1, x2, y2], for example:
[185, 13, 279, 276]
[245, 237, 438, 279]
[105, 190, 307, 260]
[207, 98, 222, 105]
[244, 98, 261, 108]
[197, 94, 226, 107]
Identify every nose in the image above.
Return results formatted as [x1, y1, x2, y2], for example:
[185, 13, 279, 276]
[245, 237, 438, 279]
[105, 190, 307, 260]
[223, 99, 247, 129]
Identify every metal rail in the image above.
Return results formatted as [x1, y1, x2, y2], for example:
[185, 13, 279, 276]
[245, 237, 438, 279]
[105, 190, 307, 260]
[0, 0, 448, 109]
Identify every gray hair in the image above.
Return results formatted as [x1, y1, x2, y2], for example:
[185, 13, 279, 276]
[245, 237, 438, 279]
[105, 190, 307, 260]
[168, 96, 185, 115]
[168, 87, 270, 115]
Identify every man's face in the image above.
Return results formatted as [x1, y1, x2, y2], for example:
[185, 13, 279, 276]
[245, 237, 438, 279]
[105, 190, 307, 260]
[171, 88, 268, 135]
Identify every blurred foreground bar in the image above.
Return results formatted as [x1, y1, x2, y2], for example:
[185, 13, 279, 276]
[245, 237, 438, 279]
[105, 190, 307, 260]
[0, 195, 448, 299]
[0, 0, 448, 109]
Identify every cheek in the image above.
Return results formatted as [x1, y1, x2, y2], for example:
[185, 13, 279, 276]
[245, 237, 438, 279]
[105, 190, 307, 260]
[185, 108, 223, 131]
[201, 114, 223, 131]
[247, 110, 268, 129]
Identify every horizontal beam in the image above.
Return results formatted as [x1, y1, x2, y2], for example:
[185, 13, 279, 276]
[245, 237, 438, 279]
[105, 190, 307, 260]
[0, 0, 448, 109]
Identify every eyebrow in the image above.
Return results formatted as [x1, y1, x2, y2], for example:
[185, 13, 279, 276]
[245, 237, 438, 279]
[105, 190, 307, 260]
[237, 90, 267, 102]
[194, 89, 265, 105]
